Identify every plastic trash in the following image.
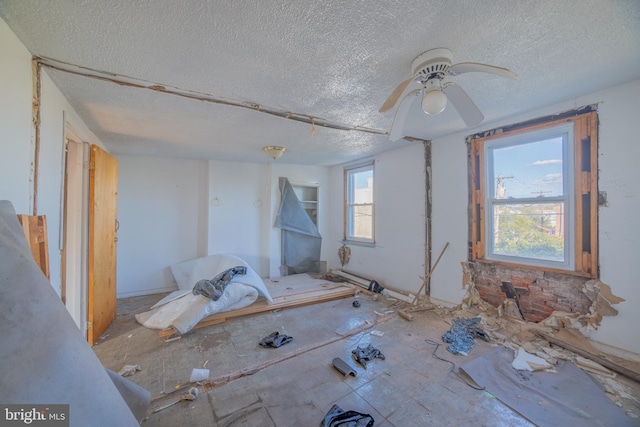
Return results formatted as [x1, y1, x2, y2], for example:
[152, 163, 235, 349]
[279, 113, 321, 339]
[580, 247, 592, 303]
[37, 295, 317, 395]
[351, 343, 385, 369]
[321, 404, 374, 427]
[190, 368, 209, 382]
[259, 331, 293, 348]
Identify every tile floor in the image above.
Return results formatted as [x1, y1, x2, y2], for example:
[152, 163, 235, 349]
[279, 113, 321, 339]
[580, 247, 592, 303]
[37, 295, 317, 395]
[93, 288, 541, 426]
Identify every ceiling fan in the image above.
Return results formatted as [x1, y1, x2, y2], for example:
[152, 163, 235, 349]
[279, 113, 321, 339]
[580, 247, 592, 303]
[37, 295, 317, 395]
[380, 48, 519, 141]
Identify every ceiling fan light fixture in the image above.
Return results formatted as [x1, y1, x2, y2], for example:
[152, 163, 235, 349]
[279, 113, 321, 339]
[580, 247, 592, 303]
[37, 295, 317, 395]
[421, 87, 448, 115]
[263, 145, 286, 160]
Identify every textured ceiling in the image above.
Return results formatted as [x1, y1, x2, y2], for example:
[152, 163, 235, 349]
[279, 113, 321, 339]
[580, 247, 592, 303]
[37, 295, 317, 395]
[1, 0, 639, 165]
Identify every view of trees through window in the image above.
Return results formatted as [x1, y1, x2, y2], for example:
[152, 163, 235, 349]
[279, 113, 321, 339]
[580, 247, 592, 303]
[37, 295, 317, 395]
[488, 131, 569, 264]
[493, 203, 565, 261]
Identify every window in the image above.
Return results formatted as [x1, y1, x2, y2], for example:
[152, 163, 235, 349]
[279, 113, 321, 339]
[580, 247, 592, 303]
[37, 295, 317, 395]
[345, 162, 374, 244]
[470, 110, 598, 276]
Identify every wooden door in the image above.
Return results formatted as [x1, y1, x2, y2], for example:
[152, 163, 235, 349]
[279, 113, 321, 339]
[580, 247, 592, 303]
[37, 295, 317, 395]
[88, 145, 118, 345]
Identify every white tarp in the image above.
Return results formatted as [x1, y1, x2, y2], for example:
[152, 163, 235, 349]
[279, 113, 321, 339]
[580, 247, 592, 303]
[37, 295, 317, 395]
[136, 254, 272, 334]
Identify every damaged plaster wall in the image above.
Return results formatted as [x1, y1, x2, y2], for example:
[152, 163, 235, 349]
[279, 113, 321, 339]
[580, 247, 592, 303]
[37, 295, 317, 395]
[327, 143, 425, 295]
[1, 17, 104, 297]
[431, 79, 640, 356]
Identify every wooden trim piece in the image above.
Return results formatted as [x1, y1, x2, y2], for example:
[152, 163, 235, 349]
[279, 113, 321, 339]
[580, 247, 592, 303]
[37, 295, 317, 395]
[536, 331, 640, 382]
[160, 285, 356, 337]
[16, 214, 50, 279]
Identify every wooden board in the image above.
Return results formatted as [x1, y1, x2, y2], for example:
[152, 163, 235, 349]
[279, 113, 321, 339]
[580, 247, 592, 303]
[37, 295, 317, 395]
[16, 214, 50, 279]
[536, 330, 640, 383]
[88, 145, 119, 345]
[160, 282, 356, 338]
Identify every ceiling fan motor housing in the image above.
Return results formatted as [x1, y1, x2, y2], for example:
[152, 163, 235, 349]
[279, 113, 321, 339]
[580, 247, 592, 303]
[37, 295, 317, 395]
[411, 48, 453, 81]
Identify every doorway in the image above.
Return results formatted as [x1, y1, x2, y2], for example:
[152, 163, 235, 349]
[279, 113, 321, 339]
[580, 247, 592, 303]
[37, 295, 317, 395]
[61, 132, 89, 336]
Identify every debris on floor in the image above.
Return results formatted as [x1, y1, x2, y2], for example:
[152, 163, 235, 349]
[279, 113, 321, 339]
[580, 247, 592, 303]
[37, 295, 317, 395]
[152, 386, 199, 413]
[332, 357, 357, 377]
[511, 347, 554, 372]
[321, 404, 374, 427]
[441, 317, 489, 356]
[189, 368, 209, 382]
[118, 364, 141, 376]
[258, 331, 293, 348]
[352, 343, 385, 369]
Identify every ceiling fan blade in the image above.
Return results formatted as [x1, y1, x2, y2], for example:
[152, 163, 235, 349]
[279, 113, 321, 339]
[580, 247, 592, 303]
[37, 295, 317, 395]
[443, 83, 484, 127]
[389, 89, 420, 142]
[449, 62, 519, 80]
[379, 75, 417, 113]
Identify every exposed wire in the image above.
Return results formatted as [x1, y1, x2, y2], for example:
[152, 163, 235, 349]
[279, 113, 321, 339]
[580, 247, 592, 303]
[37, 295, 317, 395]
[424, 339, 485, 391]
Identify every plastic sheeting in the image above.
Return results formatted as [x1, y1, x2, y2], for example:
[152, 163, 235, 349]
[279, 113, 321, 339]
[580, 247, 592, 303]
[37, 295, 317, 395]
[275, 177, 322, 275]
[0, 200, 149, 426]
[136, 254, 272, 334]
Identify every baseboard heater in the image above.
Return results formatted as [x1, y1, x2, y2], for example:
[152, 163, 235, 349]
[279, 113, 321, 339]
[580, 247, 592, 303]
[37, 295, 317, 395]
[334, 269, 415, 304]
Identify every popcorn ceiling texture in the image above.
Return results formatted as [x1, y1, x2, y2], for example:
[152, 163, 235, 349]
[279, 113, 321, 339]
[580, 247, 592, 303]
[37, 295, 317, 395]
[1, 1, 638, 164]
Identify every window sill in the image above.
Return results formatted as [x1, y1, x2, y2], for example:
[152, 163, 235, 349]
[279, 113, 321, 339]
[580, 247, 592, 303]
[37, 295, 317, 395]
[472, 258, 597, 279]
[344, 240, 376, 248]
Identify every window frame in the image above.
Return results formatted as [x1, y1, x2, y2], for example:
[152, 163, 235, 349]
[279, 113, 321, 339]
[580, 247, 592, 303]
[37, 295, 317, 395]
[344, 161, 375, 245]
[484, 124, 575, 270]
[470, 110, 598, 277]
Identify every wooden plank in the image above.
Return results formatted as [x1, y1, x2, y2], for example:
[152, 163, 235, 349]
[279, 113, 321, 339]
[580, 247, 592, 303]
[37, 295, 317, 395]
[160, 285, 355, 337]
[16, 214, 50, 279]
[535, 330, 640, 382]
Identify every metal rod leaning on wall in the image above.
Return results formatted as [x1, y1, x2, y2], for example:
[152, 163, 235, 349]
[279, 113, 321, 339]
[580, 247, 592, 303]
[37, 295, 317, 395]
[411, 242, 449, 305]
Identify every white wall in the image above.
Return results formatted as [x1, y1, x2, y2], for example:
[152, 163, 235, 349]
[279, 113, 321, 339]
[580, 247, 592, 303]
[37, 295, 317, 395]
[0, 17, 103, 297]
[116, 155, 208, 297]
[328, 144, 426, 294]
[431, 79, 640, 355]
[116, 158, 331, 294]
[208, 160, 271, 276]
[0, 17, 34, 214]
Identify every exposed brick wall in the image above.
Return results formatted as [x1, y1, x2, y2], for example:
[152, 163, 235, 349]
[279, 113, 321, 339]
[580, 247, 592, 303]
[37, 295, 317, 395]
[470, 261, 593, 322]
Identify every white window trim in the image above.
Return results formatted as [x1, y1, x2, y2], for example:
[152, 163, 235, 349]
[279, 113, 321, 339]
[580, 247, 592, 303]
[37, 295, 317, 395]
[483, 123, 575, 270]
[345, 161, 375, 245]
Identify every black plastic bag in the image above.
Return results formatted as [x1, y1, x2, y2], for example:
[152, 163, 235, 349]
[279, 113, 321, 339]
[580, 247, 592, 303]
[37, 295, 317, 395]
[321, 404, 374, 427]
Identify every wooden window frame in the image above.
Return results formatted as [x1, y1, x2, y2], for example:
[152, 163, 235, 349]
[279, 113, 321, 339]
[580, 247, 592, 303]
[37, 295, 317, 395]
[470, 110, 598, 277]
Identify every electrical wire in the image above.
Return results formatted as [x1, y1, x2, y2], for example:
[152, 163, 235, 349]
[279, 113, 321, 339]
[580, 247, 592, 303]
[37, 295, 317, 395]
[424, 339, 485, 391]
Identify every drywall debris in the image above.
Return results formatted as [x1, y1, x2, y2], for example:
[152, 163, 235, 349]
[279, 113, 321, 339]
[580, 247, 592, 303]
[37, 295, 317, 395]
[575, 356, 615, 377]
[512, 347, 553, 372]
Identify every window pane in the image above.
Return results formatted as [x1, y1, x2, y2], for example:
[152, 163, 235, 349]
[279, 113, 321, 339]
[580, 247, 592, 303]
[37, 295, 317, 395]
[353, 169, 373, 204]
[492, 137, 564, 199]
[352, 205, 372, 239]
[493, 203, 565, 262]
[345, 164, 374, 242]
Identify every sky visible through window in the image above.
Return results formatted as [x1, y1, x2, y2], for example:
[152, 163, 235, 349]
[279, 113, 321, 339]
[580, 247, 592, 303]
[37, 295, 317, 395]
[492, 137, 564, 199]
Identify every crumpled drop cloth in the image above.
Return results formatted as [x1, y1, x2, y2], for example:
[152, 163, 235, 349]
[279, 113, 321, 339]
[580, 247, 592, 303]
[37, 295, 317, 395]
[136, 254, 272, 335]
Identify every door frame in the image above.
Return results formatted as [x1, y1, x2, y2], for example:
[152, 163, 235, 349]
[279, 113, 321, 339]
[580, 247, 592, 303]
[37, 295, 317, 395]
[61, 124, 90, 338]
